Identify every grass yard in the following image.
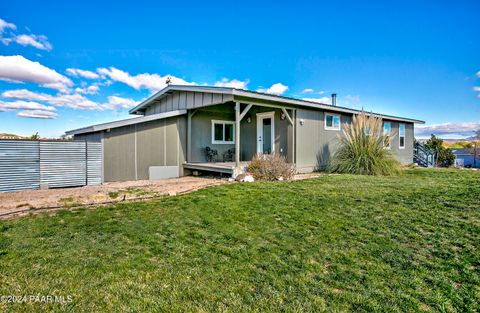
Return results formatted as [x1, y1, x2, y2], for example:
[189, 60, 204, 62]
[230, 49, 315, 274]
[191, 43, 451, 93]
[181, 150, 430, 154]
[0, 169, 479, 312]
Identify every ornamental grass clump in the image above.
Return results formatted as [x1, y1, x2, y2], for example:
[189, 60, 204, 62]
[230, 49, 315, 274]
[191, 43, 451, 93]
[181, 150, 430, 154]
[328, 111, 402, 176]
[247, 154, 295, 181]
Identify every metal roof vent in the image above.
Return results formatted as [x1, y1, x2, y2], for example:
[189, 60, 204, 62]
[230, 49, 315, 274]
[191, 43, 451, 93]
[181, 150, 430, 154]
[331, 93, 337, 106]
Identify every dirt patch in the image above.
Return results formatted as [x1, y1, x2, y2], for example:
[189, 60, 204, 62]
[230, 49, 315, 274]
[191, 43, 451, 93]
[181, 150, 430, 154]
[293, 173, 325, 180]
[0, 176, 228, 219]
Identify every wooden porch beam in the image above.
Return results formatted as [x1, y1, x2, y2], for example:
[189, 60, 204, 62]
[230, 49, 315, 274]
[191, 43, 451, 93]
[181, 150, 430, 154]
[239, 104, 253, 121]
[281, 108, 294, 125]
[186, 109, 198, 162]
[235, 102, 240, 167]
[234, 100, 295, 111]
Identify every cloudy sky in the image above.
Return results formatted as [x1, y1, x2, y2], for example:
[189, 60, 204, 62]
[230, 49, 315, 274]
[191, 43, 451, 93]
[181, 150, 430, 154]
[0, 0, 479, 139]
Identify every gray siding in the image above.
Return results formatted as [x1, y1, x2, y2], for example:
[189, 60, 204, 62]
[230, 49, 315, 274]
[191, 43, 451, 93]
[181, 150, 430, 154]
[239, 106, 292, 162]
[101, 116, 185, 182]
[74, 132, 103, 142]
[295, 108, 414, 172]
[103, 125, 136, 182]
[190, 106, 235, 162]
[144, 91, 234, 116]
[295, 109, 352, 172]
[387, 121, 414, 165]
[189, 104, 293, 162]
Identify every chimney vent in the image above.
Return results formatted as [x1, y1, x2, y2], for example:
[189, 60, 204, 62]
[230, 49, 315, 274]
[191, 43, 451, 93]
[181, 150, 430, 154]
[331, 93, 337, 106]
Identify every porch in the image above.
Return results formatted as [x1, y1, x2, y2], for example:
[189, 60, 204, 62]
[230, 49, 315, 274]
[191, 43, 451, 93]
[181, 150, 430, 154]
[185, 101, 296, 176]
[183, 161, 249, 175]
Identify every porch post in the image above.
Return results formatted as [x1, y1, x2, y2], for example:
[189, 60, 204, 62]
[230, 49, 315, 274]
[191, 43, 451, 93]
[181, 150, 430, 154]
[235, 102, 240, 167]
[187, 110, 192, 162]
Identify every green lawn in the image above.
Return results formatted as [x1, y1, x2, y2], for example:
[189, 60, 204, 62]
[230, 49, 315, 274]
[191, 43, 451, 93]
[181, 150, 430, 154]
[0, 169, 479, 312]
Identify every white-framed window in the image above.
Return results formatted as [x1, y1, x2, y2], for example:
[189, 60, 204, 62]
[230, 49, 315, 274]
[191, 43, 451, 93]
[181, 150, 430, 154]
[324, 113, 341, 130]
[399, 123, 406, 149]
[211, 120, 235, 144]
[383, 122, 392, 149]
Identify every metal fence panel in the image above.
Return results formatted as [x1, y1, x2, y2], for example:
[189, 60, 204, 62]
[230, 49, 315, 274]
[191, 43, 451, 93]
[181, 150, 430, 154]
[0, 141, 40, 192]
[40, 141, 87, 188]
[0, 140, 103, 192]
[86, 142, 102, 185]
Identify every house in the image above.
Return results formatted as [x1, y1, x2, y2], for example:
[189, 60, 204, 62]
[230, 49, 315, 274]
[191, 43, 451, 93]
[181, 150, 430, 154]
[452, 147, 479, 168]
[0, 133, 23, 140]
[66, 85, 424, 182]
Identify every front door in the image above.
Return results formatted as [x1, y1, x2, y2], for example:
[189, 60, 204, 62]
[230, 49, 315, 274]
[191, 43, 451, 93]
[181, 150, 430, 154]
[256, 112, 275, 154]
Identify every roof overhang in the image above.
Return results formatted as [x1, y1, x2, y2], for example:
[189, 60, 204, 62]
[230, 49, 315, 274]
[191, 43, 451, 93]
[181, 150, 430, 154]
[65, 110, 187, 136]
[129, 85, 425, 124]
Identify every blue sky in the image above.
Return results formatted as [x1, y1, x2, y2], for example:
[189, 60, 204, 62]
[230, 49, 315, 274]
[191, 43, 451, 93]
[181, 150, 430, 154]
[0, 0, 479, 139]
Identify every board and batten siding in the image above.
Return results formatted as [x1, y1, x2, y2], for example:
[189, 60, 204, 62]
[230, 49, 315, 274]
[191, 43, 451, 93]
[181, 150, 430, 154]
[387, 121, 414, 165]
[144, 91, 234, 116]
[295, 108, 414, 172]
[188, 104, 293, 163]
[295, 109, 352, 172]
[84, 116, 185, 182]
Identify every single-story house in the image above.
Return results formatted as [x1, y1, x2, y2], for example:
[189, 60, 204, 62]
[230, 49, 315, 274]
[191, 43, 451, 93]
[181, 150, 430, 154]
[66, 85, 425, 182]
[452, 148, 479, 168]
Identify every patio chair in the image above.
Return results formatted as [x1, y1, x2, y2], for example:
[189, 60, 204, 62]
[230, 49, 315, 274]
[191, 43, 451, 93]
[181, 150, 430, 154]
[205, 146, 218, 162]
[222, 148, 235, 162]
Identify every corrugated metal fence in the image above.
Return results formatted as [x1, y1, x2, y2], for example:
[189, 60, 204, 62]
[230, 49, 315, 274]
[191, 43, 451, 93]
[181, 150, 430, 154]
[0, 140, 102, 192]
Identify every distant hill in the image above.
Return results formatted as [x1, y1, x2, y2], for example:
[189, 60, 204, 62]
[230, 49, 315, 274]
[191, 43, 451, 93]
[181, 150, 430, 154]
[416, 137, 478, 149]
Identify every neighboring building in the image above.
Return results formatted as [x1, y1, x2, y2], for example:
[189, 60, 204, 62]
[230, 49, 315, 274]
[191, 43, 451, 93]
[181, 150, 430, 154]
[66, 85, 424, 182]
[0, 133, 23, 140]
[452, 148, 480, 168]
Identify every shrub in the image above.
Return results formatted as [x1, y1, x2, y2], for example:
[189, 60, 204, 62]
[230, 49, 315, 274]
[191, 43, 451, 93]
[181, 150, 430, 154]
[424, 134, 455, 167]
[247, 154, 295, 181]
[328, 111, 402, 175]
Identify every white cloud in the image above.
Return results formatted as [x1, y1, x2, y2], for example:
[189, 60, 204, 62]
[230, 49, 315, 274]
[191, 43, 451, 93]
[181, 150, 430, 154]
[17, 109, 57, 119]
[0, 100, 56, 112]
[0, 18, 16, 34]
[0, 100, 57, 119]
[257, 83, 289, 95]
[97, 67, 195, 92]
[300, 88, 325, 95]
[102, 96, 137, 110]
[416, 121, 480, 138]
[214, 78, 249, 89]
[477, 71, 480, 77]
[0, 18, 52, 51]
[66, 68, 100, 79]
[302, 97, 331, 104]
[49, 94, 101, 110]
[0, 55, 73, 92]
[13, 34, 52, 51]
[2, 88, 137, 111]
[1, 89, 101, 110]
[473, 86, 480, 92]
[75, 85, 99, 95]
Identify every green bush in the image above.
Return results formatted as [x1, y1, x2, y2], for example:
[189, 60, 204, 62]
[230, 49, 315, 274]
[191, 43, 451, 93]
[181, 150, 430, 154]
[424, 134, 455, 167]
[328, 111, 402, 175]
[247, 154, 295, 181]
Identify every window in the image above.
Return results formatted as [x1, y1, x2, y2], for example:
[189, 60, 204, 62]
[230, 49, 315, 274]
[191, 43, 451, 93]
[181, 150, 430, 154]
[325, 113, 341, 130]
[211, 120, 235, 144]
[399, 123, 406, 149]
[383, 122, 392, 148]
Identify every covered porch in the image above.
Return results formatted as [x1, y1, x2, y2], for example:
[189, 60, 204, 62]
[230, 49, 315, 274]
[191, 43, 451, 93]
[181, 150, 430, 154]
[184, 99, 297, 176]
[183, 161, 249, 175]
